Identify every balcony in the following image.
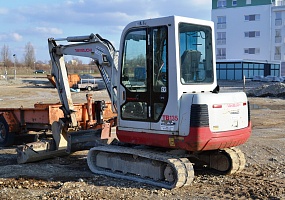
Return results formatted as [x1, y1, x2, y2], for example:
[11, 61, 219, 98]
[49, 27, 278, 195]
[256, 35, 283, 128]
[275, 19, 282, 26]
[217, 55, 226, 60]
[217, 39, 226, 45]
[275, 36, 282, 43]
[217, 23, 226, 29]
[274, 54, 281, 60]
[274, 0, 285, 6]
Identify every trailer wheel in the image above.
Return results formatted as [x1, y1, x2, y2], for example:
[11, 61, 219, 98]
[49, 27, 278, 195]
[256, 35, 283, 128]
[87, 86, 92, 91]
[0, 115, 14, 147]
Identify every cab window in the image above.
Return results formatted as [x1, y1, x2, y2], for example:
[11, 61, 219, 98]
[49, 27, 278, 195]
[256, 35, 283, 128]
[179, 23, 214, 84]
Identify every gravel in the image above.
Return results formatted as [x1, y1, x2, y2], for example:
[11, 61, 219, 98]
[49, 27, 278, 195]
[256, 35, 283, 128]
[0, 78, 284, 199]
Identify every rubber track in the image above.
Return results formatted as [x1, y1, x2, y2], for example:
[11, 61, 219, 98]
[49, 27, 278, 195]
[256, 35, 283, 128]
[178, 158, 195, 186]
[87, 145, 194, 189]
[223, 147, 246, 174]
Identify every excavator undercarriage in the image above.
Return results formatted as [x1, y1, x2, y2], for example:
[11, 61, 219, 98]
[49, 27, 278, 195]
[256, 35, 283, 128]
[16, 119, 246, 189]
[87, 145, 246, 189]
[87, 145, 195, 189]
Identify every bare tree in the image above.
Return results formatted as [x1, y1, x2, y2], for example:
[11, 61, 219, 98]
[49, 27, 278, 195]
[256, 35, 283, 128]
[1, 44, 11, 68]
[24, 42, 35, 68]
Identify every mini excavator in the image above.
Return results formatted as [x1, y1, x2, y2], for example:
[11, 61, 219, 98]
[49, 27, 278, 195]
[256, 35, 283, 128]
[17, 16, 251, 189]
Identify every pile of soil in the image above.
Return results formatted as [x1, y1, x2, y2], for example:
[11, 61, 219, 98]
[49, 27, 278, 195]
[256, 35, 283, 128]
[247, 82, 285, 97]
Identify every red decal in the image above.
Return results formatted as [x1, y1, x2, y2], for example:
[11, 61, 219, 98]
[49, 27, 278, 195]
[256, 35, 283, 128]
[227, 103, 241, 108]
[126, 97, 137, 101]
[162, 115, 178, 121]
[75, 48, 92, 52]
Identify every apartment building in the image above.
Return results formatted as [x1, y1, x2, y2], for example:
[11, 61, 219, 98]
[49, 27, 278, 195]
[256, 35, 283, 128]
[211, 0, 283, 80]
[272, 1, 285, 62]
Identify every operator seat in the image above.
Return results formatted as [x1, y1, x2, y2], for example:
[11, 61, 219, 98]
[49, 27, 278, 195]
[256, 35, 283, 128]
[181, 50, 201, 83]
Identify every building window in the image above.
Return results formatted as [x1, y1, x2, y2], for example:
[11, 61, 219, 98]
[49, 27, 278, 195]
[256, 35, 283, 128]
[275, 12, 282, 26]
[244, 31, 260, 38]
[246, 0, 251, 4]
[244, 48, 260, 54]
[245, 14, 260, 21]
[232, 0, 237, 6]
[217, 48, 226, 59]
[217, 16, 226, 29]
[275, 46, 281, 60]
[275, 29, 282, 43]
[217, 0, 226, 8]
[217, 32, 226, 45]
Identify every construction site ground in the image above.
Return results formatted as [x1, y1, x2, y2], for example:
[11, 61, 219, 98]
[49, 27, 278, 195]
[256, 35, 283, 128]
[0, 77, 284, 199]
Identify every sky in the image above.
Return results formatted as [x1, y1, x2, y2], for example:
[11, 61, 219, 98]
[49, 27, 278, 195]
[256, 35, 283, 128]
[0, 0, 211, 64]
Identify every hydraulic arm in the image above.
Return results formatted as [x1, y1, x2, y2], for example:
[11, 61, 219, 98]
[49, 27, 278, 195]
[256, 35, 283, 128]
[16, 34, 120, 164]
[48, 33, 119, 128]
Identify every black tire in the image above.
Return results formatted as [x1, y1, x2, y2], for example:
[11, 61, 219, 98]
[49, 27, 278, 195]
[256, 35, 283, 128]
[0, 115, 15, 147]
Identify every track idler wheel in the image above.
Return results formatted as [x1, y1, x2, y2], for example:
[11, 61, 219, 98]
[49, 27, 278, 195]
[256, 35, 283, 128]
[196, 147, 246, 174]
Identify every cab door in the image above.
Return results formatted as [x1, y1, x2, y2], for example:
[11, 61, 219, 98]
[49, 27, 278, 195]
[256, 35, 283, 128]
[119, 26, 168, 130]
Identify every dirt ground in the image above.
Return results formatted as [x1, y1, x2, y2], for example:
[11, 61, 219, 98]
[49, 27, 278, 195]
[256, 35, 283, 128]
[0, 78, 284, 199]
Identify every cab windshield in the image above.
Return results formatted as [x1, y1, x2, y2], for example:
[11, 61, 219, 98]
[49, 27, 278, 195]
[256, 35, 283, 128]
[179, 23, 214, 84]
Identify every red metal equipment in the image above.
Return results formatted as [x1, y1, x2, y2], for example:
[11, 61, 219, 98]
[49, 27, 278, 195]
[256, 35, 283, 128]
[0, 97, 115, 147]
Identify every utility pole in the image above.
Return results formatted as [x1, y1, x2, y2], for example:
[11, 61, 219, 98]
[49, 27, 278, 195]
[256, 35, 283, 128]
[34, 61, 36, 78]
[13, 54, 16, 80]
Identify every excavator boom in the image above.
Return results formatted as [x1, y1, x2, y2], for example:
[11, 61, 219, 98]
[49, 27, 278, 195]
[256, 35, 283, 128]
[48, 33, 118, 118]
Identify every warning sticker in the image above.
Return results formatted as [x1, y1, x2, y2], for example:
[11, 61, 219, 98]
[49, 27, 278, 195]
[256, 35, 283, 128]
[160, 120, 175, 131]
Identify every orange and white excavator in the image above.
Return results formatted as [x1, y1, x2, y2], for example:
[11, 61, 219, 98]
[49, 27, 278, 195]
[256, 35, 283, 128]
[17, 16, 251, 189]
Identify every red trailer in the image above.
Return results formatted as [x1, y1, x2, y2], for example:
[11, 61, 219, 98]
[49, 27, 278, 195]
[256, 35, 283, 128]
[0, 99, 115, 146]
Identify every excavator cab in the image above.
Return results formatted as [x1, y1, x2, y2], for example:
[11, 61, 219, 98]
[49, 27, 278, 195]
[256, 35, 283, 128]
[117, 16, 215, 132]
[116, 16, 250, 153]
